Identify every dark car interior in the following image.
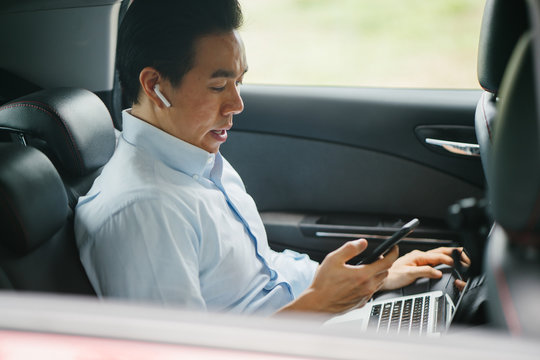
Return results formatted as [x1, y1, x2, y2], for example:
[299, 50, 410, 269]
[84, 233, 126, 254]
[0, 0, 539, 338]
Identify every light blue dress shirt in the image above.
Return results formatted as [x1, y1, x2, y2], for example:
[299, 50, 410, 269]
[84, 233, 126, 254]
[75, 110, 318, 314]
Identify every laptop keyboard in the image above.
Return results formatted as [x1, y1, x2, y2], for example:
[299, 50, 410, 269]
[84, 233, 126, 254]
[368, 295, 432, 335]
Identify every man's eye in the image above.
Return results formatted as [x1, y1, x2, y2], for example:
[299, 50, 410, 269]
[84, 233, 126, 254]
[210, 80, 242, 92]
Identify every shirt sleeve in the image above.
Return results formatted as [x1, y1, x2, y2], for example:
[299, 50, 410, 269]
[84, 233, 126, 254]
[77, 196, 206, 310]
[268, 249, 319, 299]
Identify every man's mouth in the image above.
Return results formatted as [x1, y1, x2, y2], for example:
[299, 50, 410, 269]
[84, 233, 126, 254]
[210, 129, 228, 141]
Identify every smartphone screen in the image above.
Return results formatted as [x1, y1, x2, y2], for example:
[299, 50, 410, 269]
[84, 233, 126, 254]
[356, 218, 420, 265]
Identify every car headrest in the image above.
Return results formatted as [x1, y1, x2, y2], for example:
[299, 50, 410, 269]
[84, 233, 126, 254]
[477, 0, 529, 94]
[488, 32, 540, 234]
[0, 144, 68, 255]
[0, 87, 115, 178]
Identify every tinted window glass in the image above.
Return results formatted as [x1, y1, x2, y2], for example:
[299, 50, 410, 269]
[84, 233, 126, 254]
[240, 0, 485, 88]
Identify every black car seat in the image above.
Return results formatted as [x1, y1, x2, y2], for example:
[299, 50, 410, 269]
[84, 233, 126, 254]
[0, 87, 116, 208]
[484, 31, 540, 337]
[0, 87, 117, 295]
[475, 0, 528, 181]
[0, 143, 95, 294]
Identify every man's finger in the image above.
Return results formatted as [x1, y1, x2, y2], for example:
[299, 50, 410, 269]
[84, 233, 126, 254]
[369, 245, 399, 272]
[330, 239, 368, 263]
[408, 265, 444, 280]
[384, 245, 399, 263]
[426, 247, 453, 254]
[428, 247, 463, 256]
[408, 251, 454, 267]
[428, 247, 472, 266]
[460, 250, 471, 265]
[455, 279, 467, 292]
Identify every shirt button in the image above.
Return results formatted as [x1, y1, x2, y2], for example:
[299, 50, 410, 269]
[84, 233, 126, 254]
[192, 174, 199, 180]
[207, 157, 213, 164]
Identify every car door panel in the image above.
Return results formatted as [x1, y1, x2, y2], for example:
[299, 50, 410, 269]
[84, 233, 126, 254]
[220, 85, 484, 261]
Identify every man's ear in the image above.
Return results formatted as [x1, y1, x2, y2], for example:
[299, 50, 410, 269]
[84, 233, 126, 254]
[139, 67, 171, 108]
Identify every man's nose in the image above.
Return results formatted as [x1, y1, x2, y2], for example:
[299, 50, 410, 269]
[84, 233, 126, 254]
[223, 86, 244, 116]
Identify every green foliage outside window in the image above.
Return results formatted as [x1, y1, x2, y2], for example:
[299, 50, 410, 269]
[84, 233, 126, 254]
[240, 0, 485, 88]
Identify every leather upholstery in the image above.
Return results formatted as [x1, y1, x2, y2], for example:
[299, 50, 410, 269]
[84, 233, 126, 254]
[0, 88, 114, 295]
[0, 143, 95, 294]
[0, 144, 68, 254]
[488, 32, 539, 232]
[482, 26, 540, 337]
[477, 0, 528, 94]
[475, 0, 529, 183]
[474, 92, 497, 177]
[0, 87, 116, 207]
[485, 53, 540, 333]
[485, 224, 540, 337]
[0, 87, 115, 178]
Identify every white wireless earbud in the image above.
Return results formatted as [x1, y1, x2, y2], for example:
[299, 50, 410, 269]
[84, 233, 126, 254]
[153, 84, 171, 108]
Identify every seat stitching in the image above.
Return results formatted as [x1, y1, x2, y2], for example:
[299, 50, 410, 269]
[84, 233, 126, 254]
[494, 267, 522, 336]
[480, 84, 497, 93]
[0, 102, 83, 174]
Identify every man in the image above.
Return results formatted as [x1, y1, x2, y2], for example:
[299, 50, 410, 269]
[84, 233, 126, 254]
[75, 0, 466, 315]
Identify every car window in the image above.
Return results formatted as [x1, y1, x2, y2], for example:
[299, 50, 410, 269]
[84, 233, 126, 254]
[239, 0, 485, 89]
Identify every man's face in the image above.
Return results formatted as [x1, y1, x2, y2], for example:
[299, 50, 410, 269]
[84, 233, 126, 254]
[159, 31, 247, 153]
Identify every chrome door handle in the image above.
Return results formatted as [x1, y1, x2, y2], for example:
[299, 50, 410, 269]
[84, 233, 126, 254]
[425, 138, 480, 157]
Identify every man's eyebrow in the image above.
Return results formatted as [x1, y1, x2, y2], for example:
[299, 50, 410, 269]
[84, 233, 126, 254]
[210, 68, 248, 78]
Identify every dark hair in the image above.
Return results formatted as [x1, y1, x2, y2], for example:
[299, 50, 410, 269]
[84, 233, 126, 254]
[117, 0, 243, 106]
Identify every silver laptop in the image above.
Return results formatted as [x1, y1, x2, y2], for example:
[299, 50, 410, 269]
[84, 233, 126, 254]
[325, 285, 468, 336]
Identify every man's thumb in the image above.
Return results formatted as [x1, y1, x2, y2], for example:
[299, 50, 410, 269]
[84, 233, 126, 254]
[332, 239, 368, 263]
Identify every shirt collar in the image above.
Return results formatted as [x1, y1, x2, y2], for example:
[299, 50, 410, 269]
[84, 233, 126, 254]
[121, 110, 218, 179]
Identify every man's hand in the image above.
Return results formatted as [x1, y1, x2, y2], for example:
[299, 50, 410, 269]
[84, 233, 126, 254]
[381, 247, 471, 291]
[278, 239, 399, 314]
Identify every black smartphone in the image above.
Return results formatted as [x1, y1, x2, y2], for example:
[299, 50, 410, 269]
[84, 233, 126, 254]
[356, 218, 420, 265]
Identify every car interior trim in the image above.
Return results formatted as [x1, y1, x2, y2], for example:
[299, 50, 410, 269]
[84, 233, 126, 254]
[424, 138, 481, 157]
[314, 231, 454, 244]
[0, 0, 121, 92]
